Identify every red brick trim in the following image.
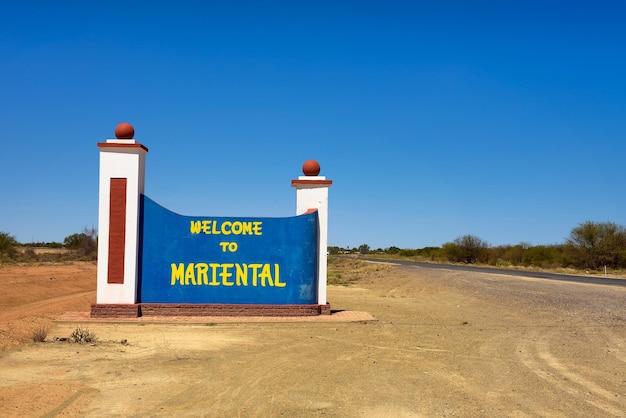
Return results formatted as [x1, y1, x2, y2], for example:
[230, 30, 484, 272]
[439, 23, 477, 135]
[91, 304, 141, 318]
[108, 178, 127, 284]
[90, 303, 331, 318]
[97, 142, 149, 152]
[291, 179, 333, 186]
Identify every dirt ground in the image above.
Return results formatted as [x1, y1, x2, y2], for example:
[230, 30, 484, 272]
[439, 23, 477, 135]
[1, 258, 626, 417]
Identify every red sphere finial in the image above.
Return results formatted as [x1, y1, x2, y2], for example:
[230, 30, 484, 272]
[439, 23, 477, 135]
[302, 160, 321, 176]
[115, 122, 134, 139]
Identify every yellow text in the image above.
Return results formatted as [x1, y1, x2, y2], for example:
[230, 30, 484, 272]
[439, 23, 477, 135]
[190, 220, 263, 236]
[171, 262, 284, 287]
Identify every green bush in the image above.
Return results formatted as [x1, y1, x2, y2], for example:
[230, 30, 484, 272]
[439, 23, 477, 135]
[0, 231, 18, 259]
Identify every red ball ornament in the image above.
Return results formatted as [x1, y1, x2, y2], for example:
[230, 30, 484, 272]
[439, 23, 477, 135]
[115, 122, 135, 139]
[302, 160, 321, 176]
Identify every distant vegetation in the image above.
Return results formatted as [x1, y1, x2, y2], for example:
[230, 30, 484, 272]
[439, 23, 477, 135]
[2, 220, 626, 273]
[0, 227, 97, 263]
[330, 221, 626, 274]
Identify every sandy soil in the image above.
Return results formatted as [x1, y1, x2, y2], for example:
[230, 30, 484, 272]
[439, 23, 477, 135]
[1, 258, 626, 417]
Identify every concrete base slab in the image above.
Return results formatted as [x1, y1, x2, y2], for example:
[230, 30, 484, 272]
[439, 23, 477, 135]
[56, 310, 376, 324]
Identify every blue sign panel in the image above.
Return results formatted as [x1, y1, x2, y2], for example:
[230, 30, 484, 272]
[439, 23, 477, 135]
[139, 196, 319, 304]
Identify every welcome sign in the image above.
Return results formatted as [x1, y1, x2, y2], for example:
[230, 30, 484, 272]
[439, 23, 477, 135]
[94, 123, 331, 318]
[139, 196, 319, 304]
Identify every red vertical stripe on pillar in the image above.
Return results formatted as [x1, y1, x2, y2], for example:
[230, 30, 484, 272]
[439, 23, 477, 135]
[108, 178, 127, 284]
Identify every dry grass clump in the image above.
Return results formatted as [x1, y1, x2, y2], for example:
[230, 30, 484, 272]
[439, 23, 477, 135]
[327, 256, 392, 286]
[31, 326, 49, 343]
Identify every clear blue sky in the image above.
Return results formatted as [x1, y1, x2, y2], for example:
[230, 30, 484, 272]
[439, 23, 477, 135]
[1, 1, 625, 249]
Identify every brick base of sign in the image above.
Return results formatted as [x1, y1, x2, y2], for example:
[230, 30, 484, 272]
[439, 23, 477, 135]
[319, 302, 331, 315]
[90, 303, 331, 318]
[90, 304, 141, 318]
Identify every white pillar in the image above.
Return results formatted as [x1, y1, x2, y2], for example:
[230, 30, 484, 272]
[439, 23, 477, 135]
[292, 160, 332, 305]
[96, 123, 147, 304]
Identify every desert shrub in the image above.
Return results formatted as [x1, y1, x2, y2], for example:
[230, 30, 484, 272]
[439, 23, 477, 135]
[70, 327, 98, 344]
[523, 245, 558, 267]
[0, 231, 17, 252]
[23, 247, 37, 260]
[399, 248, 418, 257]
[417, 247, 440, 259]
[0, 231, 18, 260]
[385, 246, 401, 254]
[487, 246, 506, 266]
[501, 244, 526, 266]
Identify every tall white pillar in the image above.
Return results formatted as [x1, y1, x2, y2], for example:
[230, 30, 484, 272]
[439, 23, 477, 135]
[291, 160, 332, 306]
[96, 122, 147, 304]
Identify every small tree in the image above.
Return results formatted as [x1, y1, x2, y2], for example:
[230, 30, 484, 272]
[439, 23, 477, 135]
[442, 234, 489, 264]
[358, 244, 371, 254]
[567, 221, 626, 269]
[385, 246, 401, 254]
[327, 246, 342, 255]
[0, 231, 18, 259]
[63, 227, 97, 259]
[0, 231, 17, 251]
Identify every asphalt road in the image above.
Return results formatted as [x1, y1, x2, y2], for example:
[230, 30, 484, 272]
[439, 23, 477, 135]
[356, 257, 626, 288]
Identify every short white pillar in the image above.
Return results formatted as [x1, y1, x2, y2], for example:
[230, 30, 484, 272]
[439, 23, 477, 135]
[291, 160, 332, 305]
[96, 123, 148, 304]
